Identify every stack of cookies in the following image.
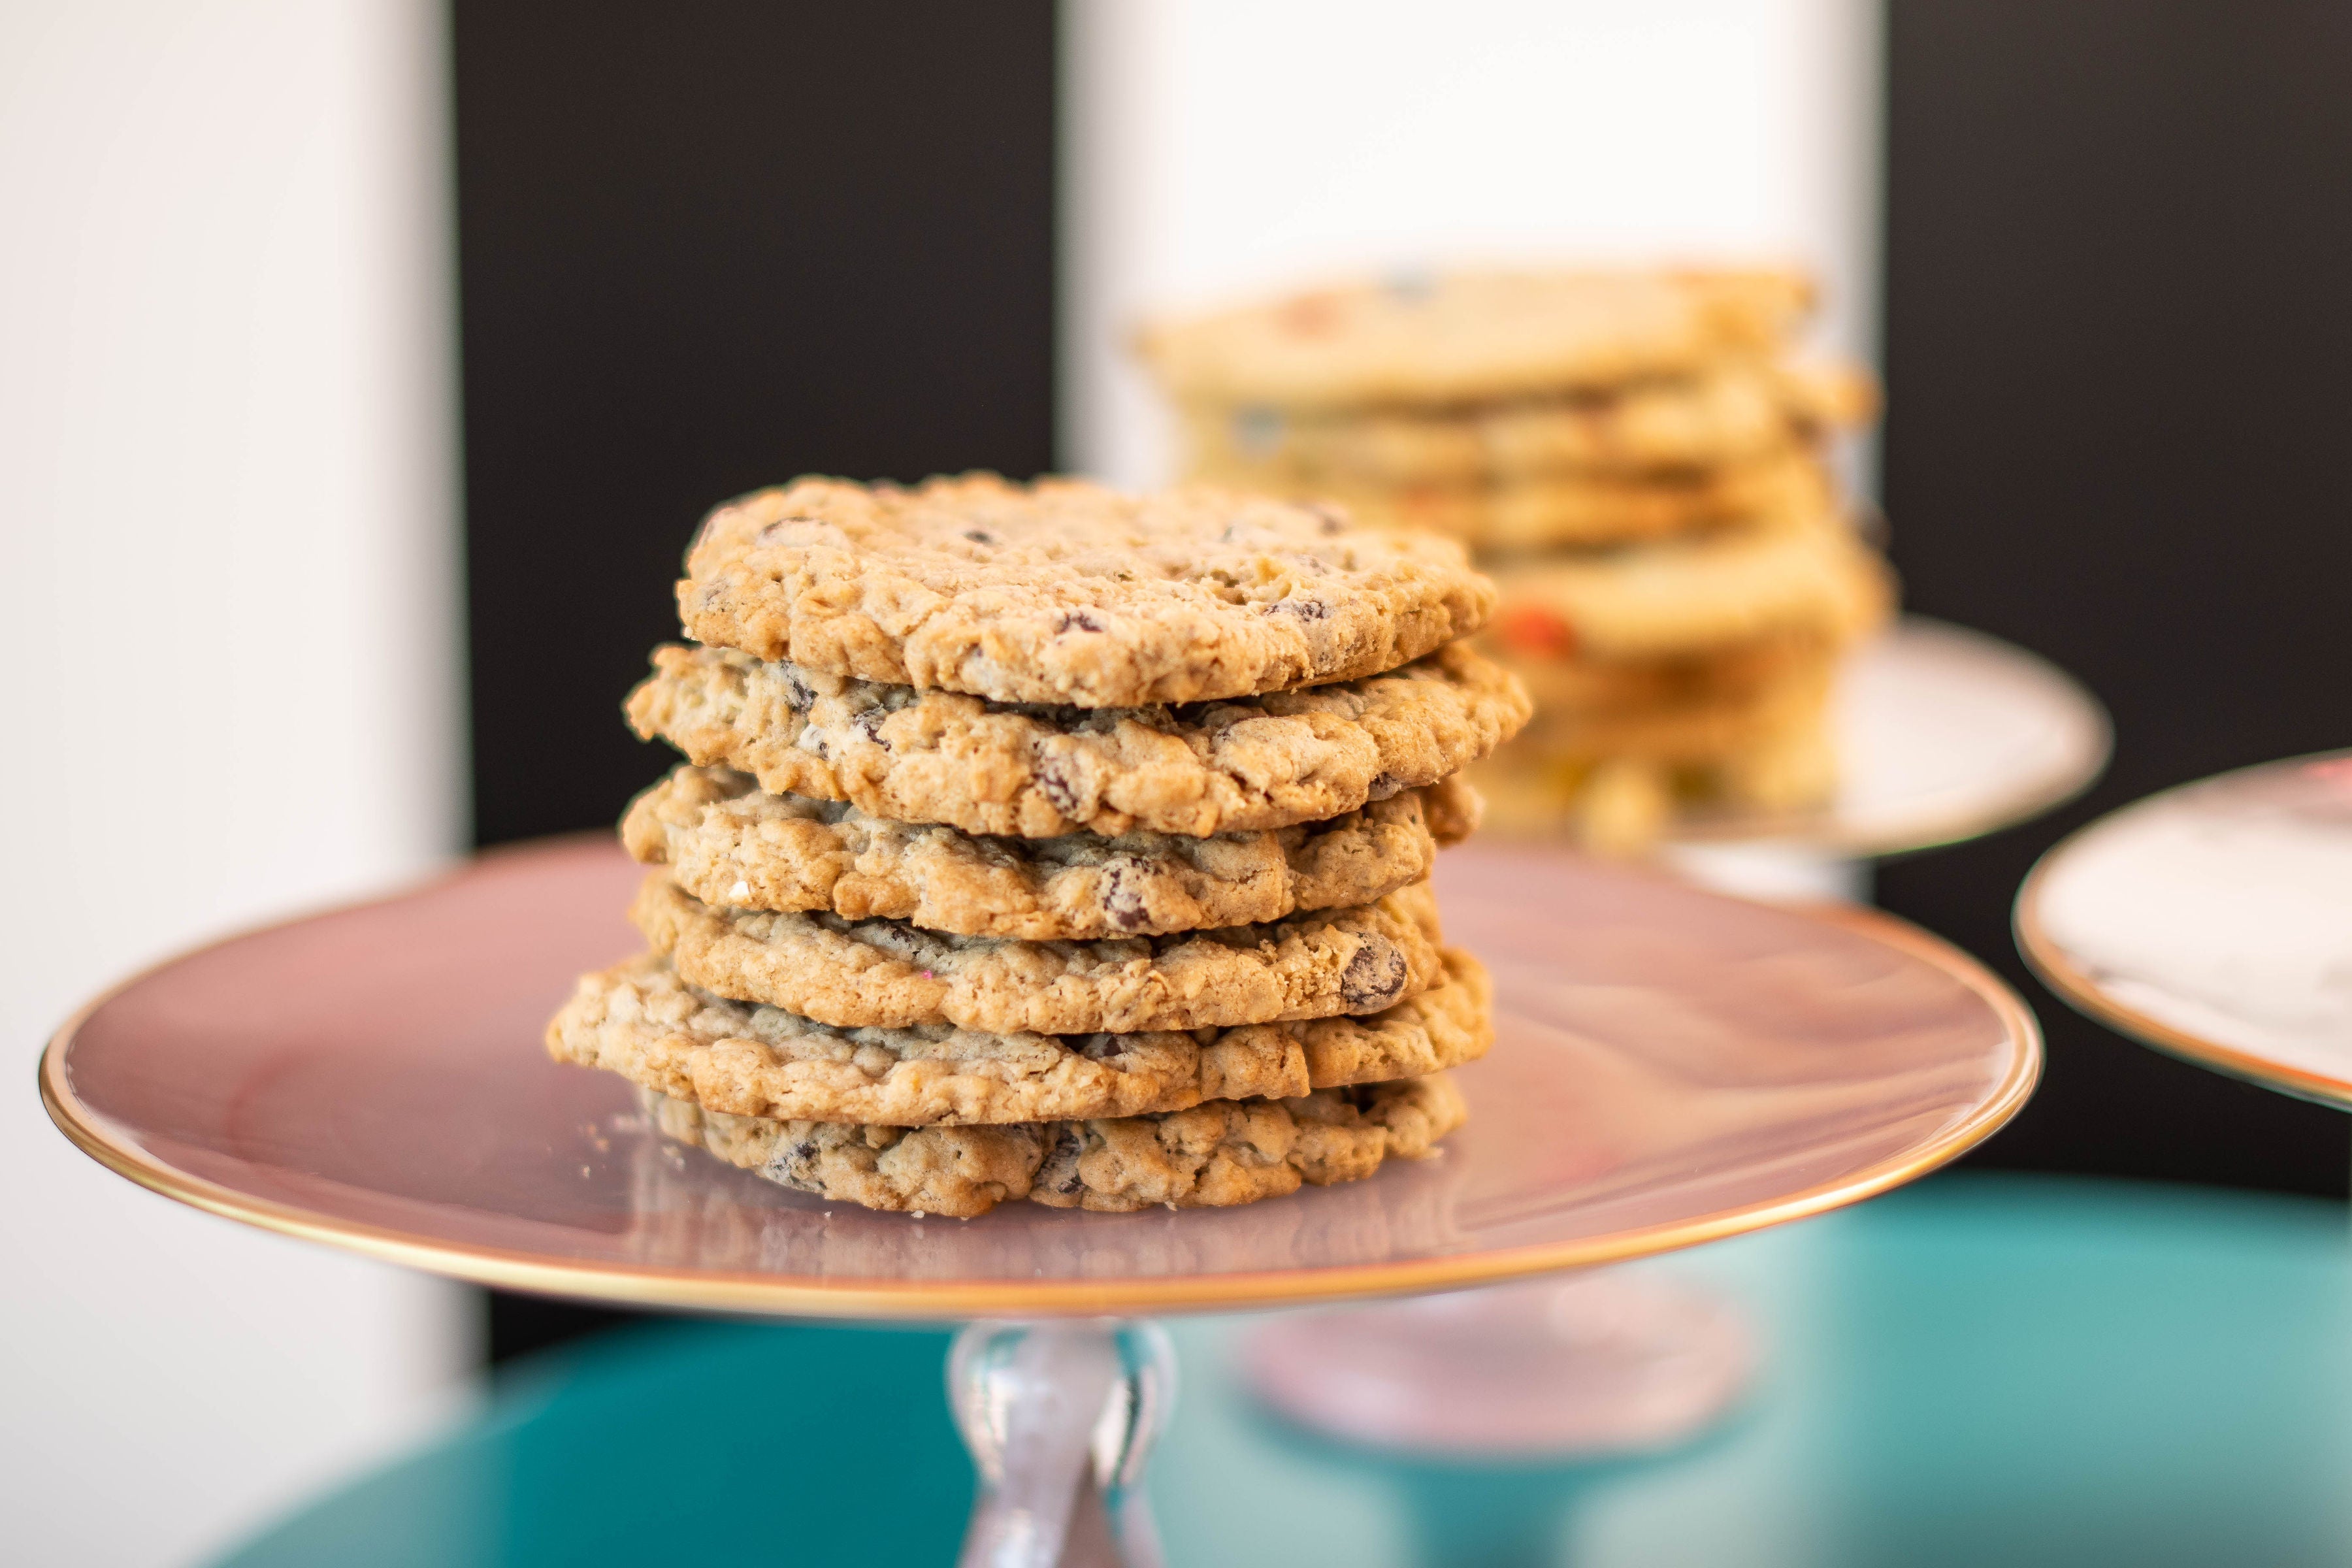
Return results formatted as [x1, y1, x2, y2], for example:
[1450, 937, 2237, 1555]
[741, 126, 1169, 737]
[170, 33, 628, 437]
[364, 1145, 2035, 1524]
[1139, 268, 1891, 853]
[547, 474, 1531, 1218]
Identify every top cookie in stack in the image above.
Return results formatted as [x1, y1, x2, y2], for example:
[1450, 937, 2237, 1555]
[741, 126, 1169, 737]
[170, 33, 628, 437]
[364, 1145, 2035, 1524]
[1139, 269, 1892, 853]
[547, 473, 1533, 1217]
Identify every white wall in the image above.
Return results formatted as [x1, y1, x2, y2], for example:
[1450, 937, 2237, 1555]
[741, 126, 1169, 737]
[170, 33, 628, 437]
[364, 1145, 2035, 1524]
[0, 3, 471, 1563]
[1060, 0, 1882, 906]
[1061, 0, 1881, 487]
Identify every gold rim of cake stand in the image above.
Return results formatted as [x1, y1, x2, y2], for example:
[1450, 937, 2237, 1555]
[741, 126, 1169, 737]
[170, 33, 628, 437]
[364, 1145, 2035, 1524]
[2016, 768, 2352, 1111]
[41, 897, 2040, 1320]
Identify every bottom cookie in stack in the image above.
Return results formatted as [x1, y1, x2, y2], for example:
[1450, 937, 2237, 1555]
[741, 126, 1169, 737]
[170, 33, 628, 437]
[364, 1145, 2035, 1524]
[642, 1075, 1467, 1219]
[546, 945, 1491, 1217]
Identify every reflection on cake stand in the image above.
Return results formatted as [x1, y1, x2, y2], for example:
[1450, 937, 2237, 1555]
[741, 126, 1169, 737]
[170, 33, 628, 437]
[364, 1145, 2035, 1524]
[1249, 617, 2103, 1463]
[2017, 750, 2352, 1107]
[39, 838, 2035, 1567]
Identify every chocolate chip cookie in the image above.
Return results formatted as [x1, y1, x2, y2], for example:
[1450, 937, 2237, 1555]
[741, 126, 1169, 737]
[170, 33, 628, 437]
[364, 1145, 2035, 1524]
[644, 1071, 1467, 1217]
[678, 474, 1496, 707]
[626, 638, 1531, 839]
[622, 764, 1480, 939]
[631, 872, 1445, 1034]
[547, 949, 1491, 1128]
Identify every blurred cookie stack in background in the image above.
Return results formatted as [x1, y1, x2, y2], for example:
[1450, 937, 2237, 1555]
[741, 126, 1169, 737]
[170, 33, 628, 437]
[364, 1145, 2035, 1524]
[1140, 269, 1891, 853]
[548, 474, 1531, 1217]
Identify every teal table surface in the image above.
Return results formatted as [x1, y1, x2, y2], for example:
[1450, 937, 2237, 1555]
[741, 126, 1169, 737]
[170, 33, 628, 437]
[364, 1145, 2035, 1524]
[212, 1174, 2352, 1568]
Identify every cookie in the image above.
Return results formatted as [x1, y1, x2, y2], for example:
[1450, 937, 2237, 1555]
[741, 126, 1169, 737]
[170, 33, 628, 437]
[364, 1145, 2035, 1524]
[1137, 267, 1814, 410]
[1478, 708, 1837, 851]
[1509, 656, 1834, 762]
[547, 949, 1492, 1126]
[1483, 521, 1893, 661]
[677, 474, 1496, 708]
[1476, 755, 1681, 855]
[626, 639, 1532, 840]
[1499, 627, 1838, 718]
[1181, 359, 1874, 487]
[1480, 358, 1872, 476]
[624, 765, 1480, 940]
[632, 873, 1446, 1034]
[1250, 451, 1831, 552]
[643, 1072, 1467, 1217]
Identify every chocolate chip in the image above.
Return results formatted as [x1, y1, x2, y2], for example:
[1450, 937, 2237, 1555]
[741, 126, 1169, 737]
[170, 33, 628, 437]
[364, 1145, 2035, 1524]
[1039, 1126, 1087, 1194]
[1055, 609, 1105, 635]
[963, 529, 995, 545]
[1099, 857, 1153, 932]
[1033, 757, 1083, 819]
[1339, 938, 1409, 1009]
[766, 1135, 825, 1191]
[1266, 596, 1330, 620]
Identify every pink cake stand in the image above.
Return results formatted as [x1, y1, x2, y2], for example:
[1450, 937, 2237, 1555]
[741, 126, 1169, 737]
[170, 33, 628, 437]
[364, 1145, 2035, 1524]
[2018, 749, 2352, 1106]
[41, 838, 2035, 1567]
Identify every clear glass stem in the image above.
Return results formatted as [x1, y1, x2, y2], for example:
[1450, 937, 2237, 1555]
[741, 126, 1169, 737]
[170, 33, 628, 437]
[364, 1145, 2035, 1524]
[950, 1318, 1177, 1568]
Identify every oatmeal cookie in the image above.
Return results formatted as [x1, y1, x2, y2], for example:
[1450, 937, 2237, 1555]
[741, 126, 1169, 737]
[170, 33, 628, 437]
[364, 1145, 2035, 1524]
[677, 474, 1495, 707]
[623, 765, 1480, 939]
[632, 873, 1445, 1033]
[644, 1071, 1467, 1217]
[547, 949, 1492, 1127]
[626, 639, 1531, 839]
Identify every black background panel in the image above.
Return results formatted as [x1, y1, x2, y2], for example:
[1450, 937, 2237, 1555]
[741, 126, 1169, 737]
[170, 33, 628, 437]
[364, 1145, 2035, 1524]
[1882, 1, 2352, 1196]
[452, 0, 1058, 1362]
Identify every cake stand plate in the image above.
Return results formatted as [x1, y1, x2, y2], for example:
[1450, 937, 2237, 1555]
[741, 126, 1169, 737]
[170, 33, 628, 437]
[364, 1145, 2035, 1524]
[41, 838, 2038, 1565]
[1668, 615, 2110, 858]
[2017, 749, 2352, 1106]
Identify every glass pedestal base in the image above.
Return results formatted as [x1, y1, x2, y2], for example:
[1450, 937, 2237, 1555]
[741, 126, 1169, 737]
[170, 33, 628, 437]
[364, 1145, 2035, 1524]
[1241, 1272, 1753, 1456]
[951, 1320, 1176, 1568]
